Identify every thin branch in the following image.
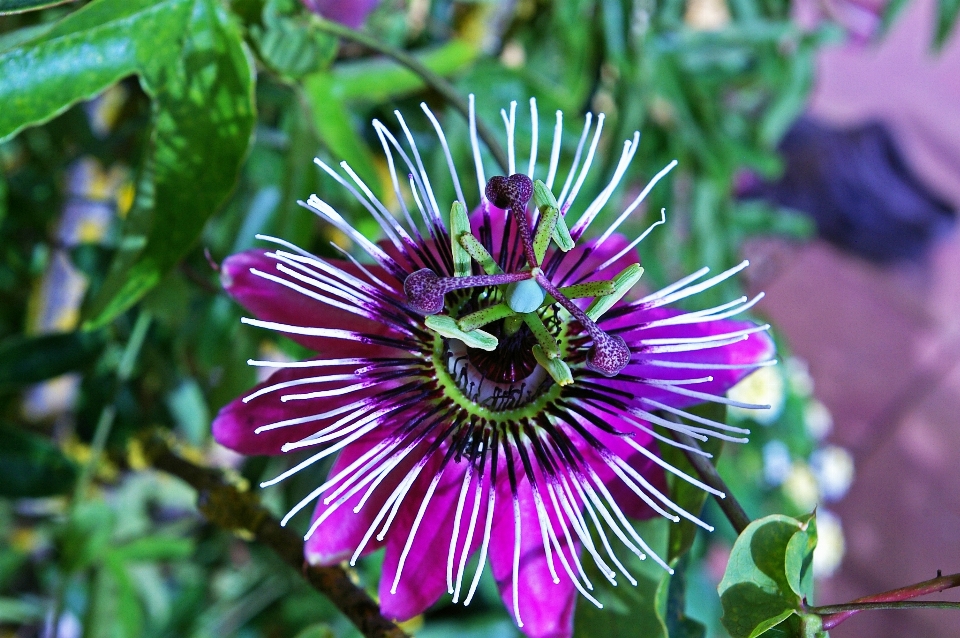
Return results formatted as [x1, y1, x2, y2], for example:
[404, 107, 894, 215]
[811, 601, 960, 615]
[811, 571, 960, 630]
[140, 431, 407, 638]
[312, 18, 511, 174]
[668, 426, 752, 534]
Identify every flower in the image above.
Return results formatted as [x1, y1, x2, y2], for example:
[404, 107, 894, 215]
[213, 97, 775, 637]
[301, 0, 379, 29]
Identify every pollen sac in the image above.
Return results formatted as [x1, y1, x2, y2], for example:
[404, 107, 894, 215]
[403, 268, 445, 315]
[586, 333, 631, 377]
[485, 173, 534, 210]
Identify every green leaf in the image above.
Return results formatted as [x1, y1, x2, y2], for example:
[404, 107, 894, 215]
[935, 0, 960, 49]
[656, 556, 707, 638]
[293, 624, 335, 638]
[0, 0, 255, 327]
[252, 0, 337, 80]
[718, 514, 819, 638]
[85, 0, 256, 327]
[321, 39, 477, 103]
[0, 22, 53, 52]
[110, 535, 194, 562]
[301, 72, 381, 194]
[0, 167, 6, 227]
[0, 597, 44, 623]
[58, 500, 115, 573]
[879, 0, 911, 35]
[746, 608, 797, 638]
[166, 378, 210, 445]
[0, 424, 78, 497]
[0, 331, 104, 391]
[0, 0, 74, 16]
[759, 47, 816, 146]
[785, 512, 817, 600]
[0, 0, 188, 143]
[86, 559, 143, 638]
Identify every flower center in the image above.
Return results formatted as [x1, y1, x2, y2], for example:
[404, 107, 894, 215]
[432, 330, 563, 422]
[409, 175, 646, 386]
[445, 337, 550, 411]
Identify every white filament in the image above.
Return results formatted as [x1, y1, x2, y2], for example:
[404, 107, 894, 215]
[562, 113, 605, 209]
[447, 464, 474, 594]
[511, 496, 523, 628]
[501, 100, 517, 176]
[595, 209, 667, 273]
[546, 110, 563, 190]
[571, 132, 639, 239]
[421, 102, 466, 207]
[557, 113, 593, 206]
[468, 94, 486, 202]
[394, 110, 443, 226]
[452, 474, 484, 602]
[463, 480, 496, 605]
[391, 470, 445, 593]
[527, 97, 538, 178]
[597, 160, 678, 246]
[242, 373, 358, 403]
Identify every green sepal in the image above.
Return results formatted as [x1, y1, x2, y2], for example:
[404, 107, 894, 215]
[503, 315, 524, 336]
[450, 201, 472, 277]
[458, 232, 503, 275]
[458, 303, 515, 332]
[585, 264, 644, 321]
[532, 204, 560, 264]
[425, 315, 498, 351]
[523, 314, 560, 359]
[533, 180, 574, 251]
[555, 280, 616, 300]
[532, 345, 573, 386]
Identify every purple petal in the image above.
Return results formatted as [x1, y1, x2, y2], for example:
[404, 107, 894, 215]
[379, 458, 480, 621]
[602, 309, 776, 409]
[305, 434, 394, 565]
[211, 365, 379, 456]
[489, 468, 577, 638]
[573, 420, 668, 521]
[221, 249, 397, 357]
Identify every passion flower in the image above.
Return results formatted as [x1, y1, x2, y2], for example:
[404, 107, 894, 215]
[213, 97, 775, 637]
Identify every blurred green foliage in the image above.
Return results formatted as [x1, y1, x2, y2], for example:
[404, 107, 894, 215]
[1, 0, 948, 636]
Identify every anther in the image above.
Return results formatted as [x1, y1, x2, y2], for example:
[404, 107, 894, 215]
[404, 268, 445, 315]
[533, 271, 633, 377]
[586, 332, 631, 377]
[486, 174, 538, 267]
[485, 174, 534, 211]
[404, 268, 533, 315]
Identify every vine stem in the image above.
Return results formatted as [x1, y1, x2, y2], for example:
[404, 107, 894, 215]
[140, 431, 407, 638]
[311, 17, 511, 174]
[667, 422, 752, 534]
[809, 571, 960, 629]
